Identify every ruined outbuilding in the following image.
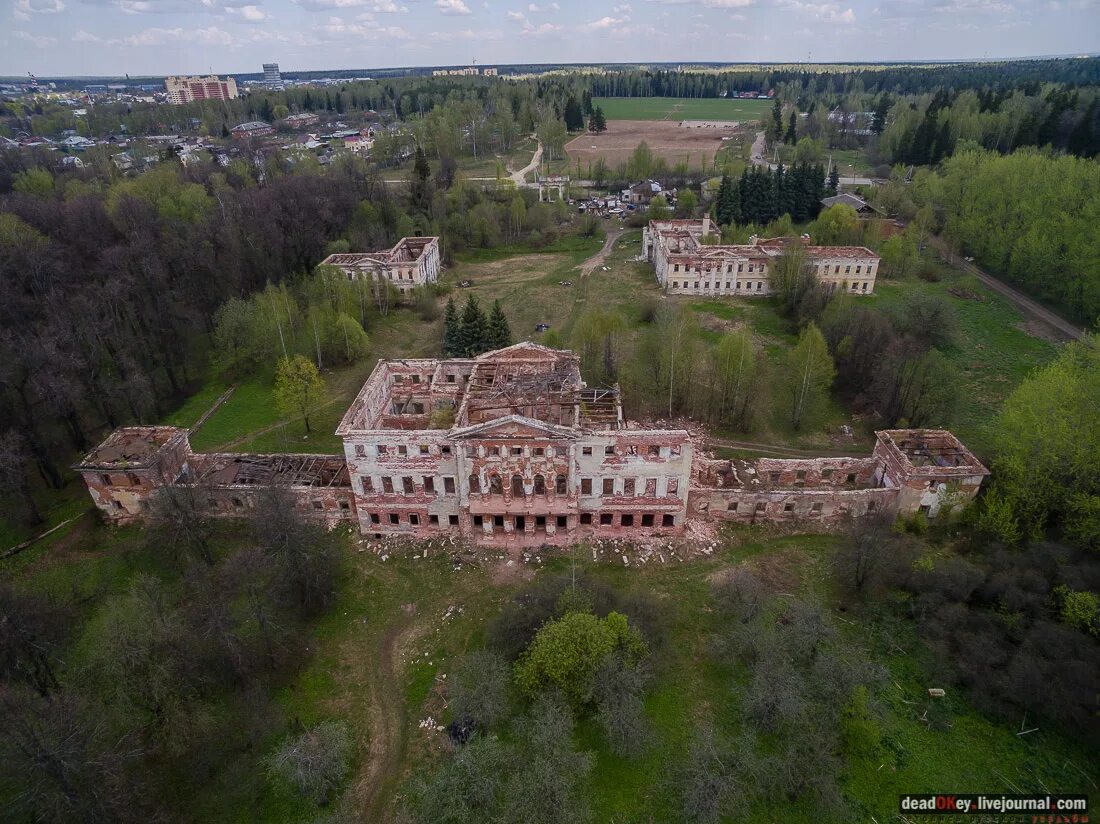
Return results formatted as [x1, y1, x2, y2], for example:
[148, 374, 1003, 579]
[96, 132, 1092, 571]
[643, 218, 880, 297]
[77, 344, 989, 545]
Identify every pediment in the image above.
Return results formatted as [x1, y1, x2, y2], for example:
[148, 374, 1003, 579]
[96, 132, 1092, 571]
[451, 415, 578, 441]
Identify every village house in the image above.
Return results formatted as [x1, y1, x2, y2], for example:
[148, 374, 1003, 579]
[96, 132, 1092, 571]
[230, 121, 276, 140]
[319, 236, 441, 294]
[77, 344, 988, 548]
[643, 218, 880, 297]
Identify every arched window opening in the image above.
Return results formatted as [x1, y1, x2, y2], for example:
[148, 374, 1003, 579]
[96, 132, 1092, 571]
[511, 474, 525, 497]
[533, 474, 546, 495]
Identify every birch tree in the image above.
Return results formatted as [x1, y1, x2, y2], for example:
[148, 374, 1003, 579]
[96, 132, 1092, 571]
[786, 323, 835, 431]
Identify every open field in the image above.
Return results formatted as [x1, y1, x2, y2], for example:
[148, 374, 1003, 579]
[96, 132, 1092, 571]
[566, 119, 746, 171]
[593, 97, 774, 121]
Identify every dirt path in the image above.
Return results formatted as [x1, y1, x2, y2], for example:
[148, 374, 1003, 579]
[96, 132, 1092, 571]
[510, 138, 542, 186]
[580, 227, 624, 277]
[929, 236, 1084, 342]
[355, 615, 416, 822]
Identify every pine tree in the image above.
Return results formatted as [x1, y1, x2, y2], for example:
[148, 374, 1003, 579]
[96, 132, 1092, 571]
[411, 146, 432, 213]
[827, 165, 839, 196]
[590, 107, 607, 134]
[442, 297, 460, 356]
[769, 99, 783, 145]
[872, 94, 890, 135]
[563, 97, 584, 131]
[785, 111, 797, 144]
[459, 296, 488, 357]
[486, 300, 513, 351]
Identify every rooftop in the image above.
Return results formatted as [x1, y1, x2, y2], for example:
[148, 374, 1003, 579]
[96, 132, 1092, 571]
[76, 426, 186, 470]
[320, 236, 437, 269]
[337, 342, 623, 436]
[876, 430, 990, 476]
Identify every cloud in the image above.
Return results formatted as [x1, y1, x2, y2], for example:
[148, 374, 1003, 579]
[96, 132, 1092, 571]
[314, 13, 410, 35]
[577, 13, 626, 28]
[429, 25, 503, 36]
[72, 27, 102, 39]
[226, 4, 266, 19]
[520, 19, 562, 32]
[526, 1, 557, 9]
[435, 0, 471, 13]
[612, 2, 631, 9]
[111, 23, 236, 44]
[776, 0, 853, 20]
[506, 8, 525, 17]
[294, 0, 406, 11]
[13, 0, 65, 19]
[14, 29, 58, 45]
[646, 0, 753, 6]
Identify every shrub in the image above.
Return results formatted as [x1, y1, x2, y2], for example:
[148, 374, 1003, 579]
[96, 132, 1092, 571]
[267, 721, 353, 805]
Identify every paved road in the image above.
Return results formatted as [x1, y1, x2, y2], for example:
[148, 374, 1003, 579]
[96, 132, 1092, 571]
[929, 236, 1085, 342]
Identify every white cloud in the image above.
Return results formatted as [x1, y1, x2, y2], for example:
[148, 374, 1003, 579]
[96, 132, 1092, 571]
[315, 13, 410, 35]
[645, 0, 753, 6]
[506, 8, 525, 17]
[776, 0, 853, 20]
[612, 2, 631, 9]
[226, 4, 266, 19]
[293, 0, 406, 11]
[14, 29, 58, 45]
[112, 23, 236, 45]
[14, 0, 64, 17]
[72, 28, 102, 39]
[526, 1, 558, 9]
[520, 19, 562, 32]
[435, 0, 471, 13]
[577, 13, 626, 29]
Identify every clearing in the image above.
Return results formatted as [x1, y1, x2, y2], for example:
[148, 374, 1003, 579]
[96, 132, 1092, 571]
[593, 97, 774, 122]
[566, 119, 747, 171]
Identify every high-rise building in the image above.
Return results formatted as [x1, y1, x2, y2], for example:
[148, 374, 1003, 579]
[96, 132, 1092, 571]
[164, 75, 238, 105]
[263, 63, 281, 84]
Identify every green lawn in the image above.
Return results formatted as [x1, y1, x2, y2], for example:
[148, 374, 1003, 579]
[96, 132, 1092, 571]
[593, 97, 774, 122]
[871, 265, 1060, 459]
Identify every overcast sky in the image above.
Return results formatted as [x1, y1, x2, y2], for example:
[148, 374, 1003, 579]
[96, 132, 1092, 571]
[2, 0, 1097, 77]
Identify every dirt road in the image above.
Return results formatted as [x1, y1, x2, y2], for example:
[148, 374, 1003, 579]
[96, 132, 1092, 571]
[929, 236, 1084, 342]
[510, 138, 542, 185]
[580, 227, 624, 277]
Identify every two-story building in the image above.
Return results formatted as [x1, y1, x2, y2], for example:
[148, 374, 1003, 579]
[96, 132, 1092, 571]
[336, 343, 693, 546]
[643, 218, 879, 297]
[319, 237, 441, 294]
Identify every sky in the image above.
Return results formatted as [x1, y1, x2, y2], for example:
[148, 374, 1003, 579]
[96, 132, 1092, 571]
[1, 0, 1097, 77]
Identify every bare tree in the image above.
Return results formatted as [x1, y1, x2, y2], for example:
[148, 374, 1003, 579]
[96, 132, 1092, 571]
[146, 485, 215, 566]
[267, 720, 353, 805]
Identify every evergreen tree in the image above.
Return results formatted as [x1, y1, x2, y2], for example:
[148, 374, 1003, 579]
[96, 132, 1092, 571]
[827, 165, 839, 196]
[714, 174, 741, 226]
[459, 296, 488, 357]
[590, 107, 608, 134]
[769, 99, 783, 145]
[486, 300, 513, 351]
[563, 97, 584, 131]
[785, 111, 797, 144]
[221, 123, 230, 138]
[411, 146, 432, 213]
[259, 98, 274, 123]
[871, 94, 890, 135]
[303, 90, 314, 111]
[442, 297, 460, 356]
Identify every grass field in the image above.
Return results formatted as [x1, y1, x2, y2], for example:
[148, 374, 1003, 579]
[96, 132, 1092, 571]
[593, 97, 775, 122]
[871, 265, 1059, 458]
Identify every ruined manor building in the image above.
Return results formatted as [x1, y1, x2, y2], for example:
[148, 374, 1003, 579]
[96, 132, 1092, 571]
[77, 344, 988, 546]
[319, 237, 441, 294]
[644, 218, 880, 297]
